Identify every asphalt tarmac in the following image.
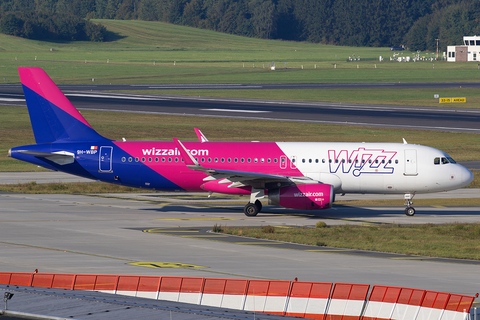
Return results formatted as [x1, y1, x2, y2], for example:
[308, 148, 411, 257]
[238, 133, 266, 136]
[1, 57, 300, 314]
[0, 187, 479, 297]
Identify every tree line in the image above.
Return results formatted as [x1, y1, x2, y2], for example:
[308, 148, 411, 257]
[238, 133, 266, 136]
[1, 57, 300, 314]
[0, 0, 478, 49]
[0, 10, 107, 41]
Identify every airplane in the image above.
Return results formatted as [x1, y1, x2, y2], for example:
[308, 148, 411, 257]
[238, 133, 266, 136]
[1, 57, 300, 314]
[8, 67, 474, 217]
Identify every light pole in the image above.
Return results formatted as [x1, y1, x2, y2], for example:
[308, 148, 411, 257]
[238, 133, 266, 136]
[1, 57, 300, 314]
[436, 39, 439, 60]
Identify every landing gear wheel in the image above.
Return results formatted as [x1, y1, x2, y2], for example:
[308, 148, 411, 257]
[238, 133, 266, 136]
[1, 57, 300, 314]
[254, 200, 262, 212]
[405, 207, 416, 216]
[244, 203, 259, 217]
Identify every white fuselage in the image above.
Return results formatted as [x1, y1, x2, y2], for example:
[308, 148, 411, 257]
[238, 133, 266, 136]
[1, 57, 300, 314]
[276, 142, 473, 194]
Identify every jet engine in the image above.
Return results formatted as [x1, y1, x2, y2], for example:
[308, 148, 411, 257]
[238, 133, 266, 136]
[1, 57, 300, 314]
[268, 184, 334, 210]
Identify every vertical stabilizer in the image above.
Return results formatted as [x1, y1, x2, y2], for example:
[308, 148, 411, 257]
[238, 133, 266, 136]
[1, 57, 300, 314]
[18, 67, 107, 144]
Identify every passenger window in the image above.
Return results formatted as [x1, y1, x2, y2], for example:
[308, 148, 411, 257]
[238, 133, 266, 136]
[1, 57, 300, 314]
[342, 159, 345, 163]
[155, 157, 159, 162]
[141, 157, 146, 162]
[395, 159, 398, 164]
[302, 159, 305, 163]
[175, 157, 179, 162]
[434, 157, 440, 165]
[315, 159, 318, 163]
[234, 158, 238, 163]
[121, 157, 126, 162]
[335, 159, 339, 163]
[267, 158, 271, 163]
[241, 158, 245, 163]
[348, 159, 352, 163]
[247, 158, 251, 163]
[148, 157, 152, 162]
[221, 158, 225, 163]
[128, 157, 132, 162]
[322, 159, 325, 163]
[168, 157, 172, 162]
[254, 158, 258, 163]
[162, 157, 166, 162]
[261, 158, 264, 163]
[274, 158, 278, 163]
[135, 157, 139, 162]
[227, 158, 231, 163]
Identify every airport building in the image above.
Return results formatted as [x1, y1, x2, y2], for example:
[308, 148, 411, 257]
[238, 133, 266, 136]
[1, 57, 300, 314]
[447, 35, 480, 62]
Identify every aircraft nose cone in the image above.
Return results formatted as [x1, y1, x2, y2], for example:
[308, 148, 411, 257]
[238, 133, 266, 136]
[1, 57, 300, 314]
[463, 166, 474, 186]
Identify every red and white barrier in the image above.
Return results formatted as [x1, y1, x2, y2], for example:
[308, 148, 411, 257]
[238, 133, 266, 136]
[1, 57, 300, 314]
[363, 285, 402, 320]
[390, 287, 425, 320]
[285, 281, 332, 319]
[0, 272, 475, 320]
[441, 294, 475, 320]
[325, 283, 370, 320]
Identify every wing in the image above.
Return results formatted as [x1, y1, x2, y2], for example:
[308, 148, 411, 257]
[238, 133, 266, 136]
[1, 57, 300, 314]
[173, 138, 316, 189]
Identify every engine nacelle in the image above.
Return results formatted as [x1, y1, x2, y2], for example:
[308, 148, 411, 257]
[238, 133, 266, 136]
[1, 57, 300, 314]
[268, 184, 334, 210]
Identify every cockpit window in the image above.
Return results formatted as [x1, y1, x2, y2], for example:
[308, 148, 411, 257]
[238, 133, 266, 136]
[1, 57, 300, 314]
[441, 157, 449, 164]
[434, 157, 440, 165]
[447, 157, 456, 164]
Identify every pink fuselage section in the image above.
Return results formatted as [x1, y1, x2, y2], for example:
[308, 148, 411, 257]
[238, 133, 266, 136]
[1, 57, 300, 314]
[113, 141, 300, 191]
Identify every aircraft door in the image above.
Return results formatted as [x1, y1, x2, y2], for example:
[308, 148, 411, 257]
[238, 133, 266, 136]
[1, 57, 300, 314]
[404, 149, 417, 176]
[99, 146, 113, 172]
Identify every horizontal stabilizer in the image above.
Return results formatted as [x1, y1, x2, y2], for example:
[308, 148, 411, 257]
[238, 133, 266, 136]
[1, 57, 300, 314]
[14, 150, 75, 165]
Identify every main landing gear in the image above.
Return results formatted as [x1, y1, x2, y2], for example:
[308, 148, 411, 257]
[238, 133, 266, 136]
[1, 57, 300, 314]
[244, 200, 262, 217]
[244, 188, 264, 217]
[404, 193, 416, 216]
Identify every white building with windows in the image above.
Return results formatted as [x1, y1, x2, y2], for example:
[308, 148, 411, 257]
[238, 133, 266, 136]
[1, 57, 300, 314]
[447, 36, 480, 62]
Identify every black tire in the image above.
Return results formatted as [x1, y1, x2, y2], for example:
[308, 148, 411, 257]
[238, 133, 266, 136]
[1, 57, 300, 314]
[405, 207, 415, 216]
[255, 200, 262, 212]
[244, 203, 259, 217]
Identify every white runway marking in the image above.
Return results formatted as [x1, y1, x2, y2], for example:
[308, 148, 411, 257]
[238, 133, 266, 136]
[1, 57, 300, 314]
[202, 108, 270, 113]
[0, 98, 25, 102]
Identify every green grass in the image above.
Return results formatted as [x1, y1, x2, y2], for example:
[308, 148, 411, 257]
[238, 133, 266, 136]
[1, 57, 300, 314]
[213, 223, 480, 260]
[0, 19, 479, 85]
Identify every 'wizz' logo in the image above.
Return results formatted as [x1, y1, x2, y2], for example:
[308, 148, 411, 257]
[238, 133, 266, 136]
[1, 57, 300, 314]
[328, 148, 397, 177]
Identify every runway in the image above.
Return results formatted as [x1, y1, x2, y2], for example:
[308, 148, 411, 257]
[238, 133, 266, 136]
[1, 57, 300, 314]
[1, 84, 479, 133]
[0, 190, 479, 296]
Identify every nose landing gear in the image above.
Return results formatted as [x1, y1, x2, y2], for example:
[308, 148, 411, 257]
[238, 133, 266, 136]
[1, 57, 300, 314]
[404, 193, 416, 216]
